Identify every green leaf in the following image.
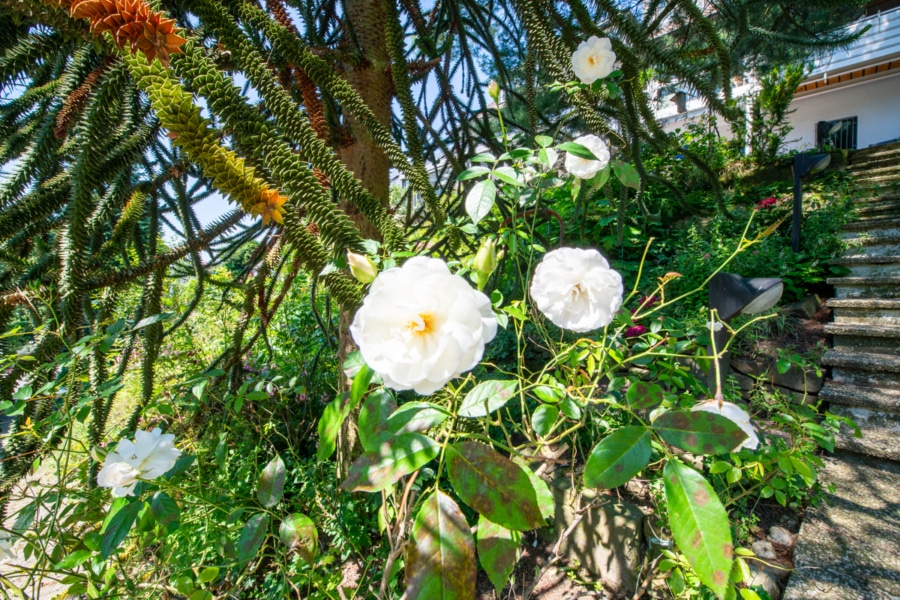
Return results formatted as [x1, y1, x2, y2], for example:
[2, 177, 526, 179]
[198, 567, 219, 584]
[531, 405, 558, 438]
[100, 500, 144, 558]
[349, 364, 374, 408]
[257, 455, 286, 508]
[132, 312, 173, 331]
[340, 433, 440, 493]
[559, 396, 582, 420]
[458, 380, 517, 418]
[55, 550, 92, 570]
[164, 454, 195, 479]
[279, 513, 318, 563]
[557, 141, 599, 160]
[612, 160, 640, 189]
[406, 491, 476, 600]
[535, 135, 553, 148]
[583, 426, 652, 490]
[150, 492, 180, 534]
[358, 389, 397, 452]
[477, 515, 521, 594]
[317, 392, 350, 461]
[446, 441, 544, 531]
[470, 152, 496, 163]
[237, 513, 269, 563]
[522, 466, 555, 522]
[653, 410, 748, 455]
[386, 402, 449, 435]
[538, 148, 558, 168]
[625, 380, 663, 410]
[664, 460, 733, 599]
[493, 167, 524, 188]
[456, 166, 490, 181]
[466, 179, 497, 226]
[342, 351, 366, 378]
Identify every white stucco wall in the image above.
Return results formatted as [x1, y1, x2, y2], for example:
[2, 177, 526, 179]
[785, 72, 900, 151]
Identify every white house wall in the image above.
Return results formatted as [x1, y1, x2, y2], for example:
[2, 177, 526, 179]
[787, 71, 900, 150]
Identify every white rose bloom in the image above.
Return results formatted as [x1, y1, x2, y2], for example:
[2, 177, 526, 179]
[97, 428, 181, 496]
[692, 399, 760, 451]
[564, 134, 610, 180]
[350, 257, 498, 395]
[706, 321, 724, 332]
[572, 36, 617, 85]
[530, 248, 623, 332]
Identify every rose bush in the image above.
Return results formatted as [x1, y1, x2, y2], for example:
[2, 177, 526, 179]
[97, 428, 182, 497]
[530, 247, 624, 332]
[349, 256, 497, 395]
[564, 134, 611, 179]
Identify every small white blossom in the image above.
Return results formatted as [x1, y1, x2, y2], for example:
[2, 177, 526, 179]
[97, 428, 181, 497]
[692, 399, 760, 451]
[564, 134, 610, 180]
[350, 257, 497, 395]
[530, 248, 623, 332]
[571, 36, 617, 85]
[707, 321, 724, 332]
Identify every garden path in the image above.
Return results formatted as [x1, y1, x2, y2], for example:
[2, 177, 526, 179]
[784, 141, 900, 599]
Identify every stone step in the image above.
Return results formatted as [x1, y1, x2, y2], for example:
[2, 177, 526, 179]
[784, 452, 900, 600]
[831, 254, 900, 277]
[842, 232, 900, 258]
[847, 163, 900, 179]
[825, 349, 900, 387]
[832, 405, 900, 462]
[820, 381, 900, 412]
[854, 192, 900, 205]
[828, 298, 900, 325]
[856, 199, 900, 215]
[849, 154, 900, 171]
[841, 216, 900, 235]
[851, 142, 900, 161]
[826, 322, 900, 353]
[829, 275, 900, 299]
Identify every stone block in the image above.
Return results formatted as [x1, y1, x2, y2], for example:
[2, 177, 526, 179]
[780, 295, 822, 319]
[731, 356, 824, 394]
[547, 476, 645, 594]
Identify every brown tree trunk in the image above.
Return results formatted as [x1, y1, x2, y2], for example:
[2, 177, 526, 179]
[334, 0, 395, 480]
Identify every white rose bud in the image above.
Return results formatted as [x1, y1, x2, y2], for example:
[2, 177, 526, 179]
[564, 134, 610, 180]
[487, 80, 501, 102]
[350, 257, 497, 395]
[347, 251, 379, 284]
[530, 247, 623, 332]
[472, 238, 498, 290]
[571, 36, 617, 85]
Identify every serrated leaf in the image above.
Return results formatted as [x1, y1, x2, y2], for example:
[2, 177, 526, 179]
[531, 405, 558, 438]
[150, 492, 180, 534]
[559, 396, 582, 420]
[466, 179, 496, 226]
[625, 380, 663, 410]
[470, 152, 496, 163]
[653, 410, 748, 455]
[257, 455, 286, 508]
[279, 513, 317, 563]
[100, 500, 144, 558]
[664, 460, 733, 599]
[558, 141, 599, 160]
[340, 433, 440, 493]
[55, 550, 92, 570]
[456, 166, 490, 181]
[477, 515, 521, 594]
[358, 389, 397, 452]
[406, 490, 476, 600]
[237, 513, 269, 563]
[458, 380, 517, 418]
[446, 441, 544, 531]
[494, 167, 524, 187]
[584, 426, 652, 490]
[386, 402, 449, 434]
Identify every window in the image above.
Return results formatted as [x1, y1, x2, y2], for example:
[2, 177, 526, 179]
[817, 117, 858, 150]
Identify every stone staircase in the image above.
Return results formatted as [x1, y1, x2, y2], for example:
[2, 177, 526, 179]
[784, 142, 900, 600]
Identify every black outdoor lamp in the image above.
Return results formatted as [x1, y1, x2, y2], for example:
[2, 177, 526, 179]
[707, 272, 784, 389]
[791, 153, 832, 253]
[817, 120, 844, 152]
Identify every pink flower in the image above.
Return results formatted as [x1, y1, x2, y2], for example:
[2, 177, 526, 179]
[755, 197, 777, 210]
[624, 325, 647, 338]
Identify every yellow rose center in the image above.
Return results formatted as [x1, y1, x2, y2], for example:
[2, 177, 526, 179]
[405, 313, 435, 336]
[588, 55, 596, 66]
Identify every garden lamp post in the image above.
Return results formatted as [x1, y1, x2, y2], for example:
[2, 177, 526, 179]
[791, 153, 832, 253]
[707, 273, 784, 390]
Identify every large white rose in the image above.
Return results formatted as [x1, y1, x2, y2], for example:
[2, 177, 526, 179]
[350, 257, 498, 395]
[572, 36, 617, 85]
[97, 428, 181, 496]
[692, 399, 760, 451]
[564, 134, 610, 180]
[530, 247, 623, 332]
